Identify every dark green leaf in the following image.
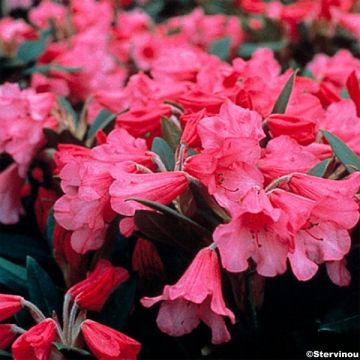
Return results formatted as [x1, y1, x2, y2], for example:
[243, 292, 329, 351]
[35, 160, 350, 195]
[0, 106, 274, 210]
[128, 198, 210, 237]
[161, 117, 180, 151]
[209, 36, 231, 61]
[0, 350, 12, 358]
[0, 257, 27, 294]
[134, 210, 208, 252]
[319, 314, 360, 334]
[96, 276, 137, 330]
[46, 208, 56, 248]
[0, 233, 50, 263]
[26, 256, 62, 318]
[86, 109, 116, 142]
[238, 40, 287, 58]
[271, 70, 297, 114]
[16, 29, 51, 63]
[307, 158, 333, 177]
[151, 137, 175, 171]
[322, 130, 360, 173]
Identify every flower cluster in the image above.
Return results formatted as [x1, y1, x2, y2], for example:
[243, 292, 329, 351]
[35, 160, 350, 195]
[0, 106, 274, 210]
[0, 0, 359, 357]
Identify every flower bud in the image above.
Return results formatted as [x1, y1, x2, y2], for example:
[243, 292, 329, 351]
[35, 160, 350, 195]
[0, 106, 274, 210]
[0, 324, 18, 350]
[67, 259, 129, 311]
[81, 319, 141, 360]
[0, 294, 23, 322]
[11, 319, 57, 360]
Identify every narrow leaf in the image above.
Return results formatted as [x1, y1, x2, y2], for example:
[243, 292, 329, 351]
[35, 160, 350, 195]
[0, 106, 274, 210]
[161, 117, 180, 151]
[0, 257, 27, 294]
[128, 198, 210, 237]
[151, 137, 175, 171]
[86, 109, 116, 145]
[0, 233, 50, 263]
[319, 314, 360, 334]
[27, 257, 62, 318]
[322, 130, 360, 173]
[16, 29, 51, 63]
[209, 36, 231, 61]
[307, 158, 333, 177]
[238, 40, 287, 58]
[58, 96, 79, 129]
[271, 70, 297, 114]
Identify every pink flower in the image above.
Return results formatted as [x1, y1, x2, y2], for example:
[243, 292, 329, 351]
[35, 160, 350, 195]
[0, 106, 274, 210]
[110, 171, 189, 217]
[141, 248, 235, 344]
[29, 0, 67, 29]
[81, 319, 141, 360]
[11, 319, 56, 360]
[0, 164, 24, 224]
[0, 83, 57, 176]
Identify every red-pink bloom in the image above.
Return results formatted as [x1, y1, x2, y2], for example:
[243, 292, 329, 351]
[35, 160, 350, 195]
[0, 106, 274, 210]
[67, 259, 129, 312]
[142, 248, 235, 344]
[11, 319, 56, 360]
[258, 136, 319, 182]
[110, 171, 189, 217]
[0, 164, 24, 225]
[326, 260, 351, 287]
[34, 187, 58, 234]
[29, 0, 66, 29]
[81, 319, 141, 360]
[0, 295, 23, 322]
[0, 324, 18, 350]
[0, 83, 57, 176]
[54, 129, 153, 253]
[213, 187, 289, 276]
[307, 50, 360, 93]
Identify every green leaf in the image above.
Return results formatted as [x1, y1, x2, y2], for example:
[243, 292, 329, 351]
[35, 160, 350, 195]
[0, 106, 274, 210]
[322, 130, 360, 173]
[23, 64, 81, 75]
[209, 36, 231, 61]
[134, 210, 208, 252]
[0, 233, 50, 263]
[0, 257, 27, 294]
[238, 40, 287, 58]
[128, 198, 210, 237]
[151, 137, 175, 171]
[16, 29, 51, 63]
[271, 70, 297, 114]
[0, 350, 12, 358]
[46, 208, 56, 248]
[319, 314, 360, 334]
[26, 257, 62, 318]
[86, 109, 116, 143]
[161, 117, 180, 151]
[96, 276, 137, 331]
[307, 158, 333, 177]
[58, 96, 79, 129]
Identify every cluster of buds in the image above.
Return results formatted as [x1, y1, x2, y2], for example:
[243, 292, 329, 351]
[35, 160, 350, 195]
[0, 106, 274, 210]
[0, 260, 141, 359]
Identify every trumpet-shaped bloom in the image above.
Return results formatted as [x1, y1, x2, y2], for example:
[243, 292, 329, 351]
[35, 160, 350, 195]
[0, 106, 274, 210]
[141, 248, 235, 344]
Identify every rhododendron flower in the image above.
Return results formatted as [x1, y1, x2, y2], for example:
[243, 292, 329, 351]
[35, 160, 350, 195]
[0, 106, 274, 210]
[81, 319, 141, 360]
[258, 136, 319, 182]
[142, 248, 235, 344]
[54, 129, 153, 253]
[67, 259, 129, 312]
[29, 0, 66, 29]
[0, 83, 57, 176]
[0, 164, 24, 225]
[0, 295, 23, 322]
[213, 186, 289, 276]
[307, 50, 360, 93]
[0, 324, 18, 350]
[11, 319, 56, 360]
[110, 171, 189, 217]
